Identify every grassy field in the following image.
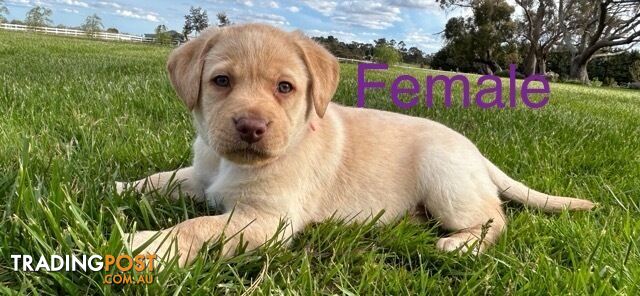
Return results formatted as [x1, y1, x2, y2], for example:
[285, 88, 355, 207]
[0, 30, 639, 295]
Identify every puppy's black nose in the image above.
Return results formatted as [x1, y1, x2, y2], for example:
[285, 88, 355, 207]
[234, 117, 267, 143]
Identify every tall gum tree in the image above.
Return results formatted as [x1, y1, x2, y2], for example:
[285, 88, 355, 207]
[516, 0, 567, 75]
[564, 0, 640, 82]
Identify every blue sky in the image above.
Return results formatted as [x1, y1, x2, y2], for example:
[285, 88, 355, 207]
[3, 0, 471, 53]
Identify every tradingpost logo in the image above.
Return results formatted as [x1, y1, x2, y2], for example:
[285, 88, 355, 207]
[11, 254, 157, 285]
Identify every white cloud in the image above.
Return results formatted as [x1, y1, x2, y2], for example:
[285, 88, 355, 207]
[62, 7, 79, 13]
[56, 0, 88, 8]
[6, 0, 36, 7]
[267, 1, 279, 8]
[301, 1, 444, 52]
[404, 28, 442, 51]
[405, 29, 437, 44]
[95, 2, 166, 24]
[388, 0, 440, 9]
[233, 11, 289, 26]
[287, 6, 300, 13]
[306, 29, 357, 38]
[300, 1, 403, 30]
[238, 0, 253, 7]
[115, 9, 161, 22]
[301, 0, 336, 15]
[97, 1, 121, 9]
[335, 2, 402, 29]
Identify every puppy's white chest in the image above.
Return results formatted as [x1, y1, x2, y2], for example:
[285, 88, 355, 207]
[204, 161, 252, 210]
[192, 137, 246, 210]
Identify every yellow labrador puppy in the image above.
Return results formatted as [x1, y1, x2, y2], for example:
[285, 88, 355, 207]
[117, 23, 594, 266]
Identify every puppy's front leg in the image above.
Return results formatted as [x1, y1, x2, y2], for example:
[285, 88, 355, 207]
[116, 167, 205, 201]
[124, 204, 290, 267]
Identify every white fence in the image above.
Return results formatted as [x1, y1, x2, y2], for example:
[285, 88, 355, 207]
[0, 25, 460, 75]
[336, 57, 374, 64]
[0, 23, 157, 43]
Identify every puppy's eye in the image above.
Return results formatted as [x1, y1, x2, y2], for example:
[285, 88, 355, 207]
[213, 75, 230, 87]
[277, 82, 293, 94]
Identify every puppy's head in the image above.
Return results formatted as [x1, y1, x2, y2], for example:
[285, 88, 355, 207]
[167, 24, 339, 166]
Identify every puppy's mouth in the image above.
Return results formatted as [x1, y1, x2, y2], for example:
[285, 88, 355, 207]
[207, 128, 286, 165]
[230, 146, 270, 158]
[216, 142, 279, 165]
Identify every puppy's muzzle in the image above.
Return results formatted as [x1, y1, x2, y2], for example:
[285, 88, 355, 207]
[233, 117, 268, 143]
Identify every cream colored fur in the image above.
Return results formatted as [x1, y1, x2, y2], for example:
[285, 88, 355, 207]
[117, 24, 594, 267]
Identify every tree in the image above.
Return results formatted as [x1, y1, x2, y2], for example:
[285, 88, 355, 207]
[373, 38, 388, 48]
[81, 14, 103, 38]
[310, 34, 428, 65]
[311, 36, 375, 59]
[154, 24, 171, 45]
[431, 43, 463, 71]
[0, 0, 9, 23]
[25, 6, 53, 28]
[183, 6, 208, 40]
[440, 0, 518, 74]
[373, 45, 401, 65]
[216, 12, 231, 27]
[515, 0, 565, 75]
[106, 27, 119, 33]
[547, 49, 640, 84]
[563, 0, 640, 82]
[405, 47, 425, 64]
[182, 17, 192, 41]
[191, 7, 208, 33]
[397, 41, 406, 52]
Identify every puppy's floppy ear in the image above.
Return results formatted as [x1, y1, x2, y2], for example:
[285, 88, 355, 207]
[294, 32, 340, 118]
[166, 28, 221, 110]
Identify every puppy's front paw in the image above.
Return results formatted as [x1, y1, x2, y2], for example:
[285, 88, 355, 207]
[123, 230, 183, 267]
[122, 229, 200, 268]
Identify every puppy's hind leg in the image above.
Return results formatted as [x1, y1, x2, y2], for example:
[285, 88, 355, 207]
[419, 153, 507, 254]
[433, 195, 506, 254]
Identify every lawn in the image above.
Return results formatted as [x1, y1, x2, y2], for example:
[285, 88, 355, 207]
[0, 30, 639, 295]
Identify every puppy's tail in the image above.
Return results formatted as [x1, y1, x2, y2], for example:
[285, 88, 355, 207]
[484, 157, 595, 212]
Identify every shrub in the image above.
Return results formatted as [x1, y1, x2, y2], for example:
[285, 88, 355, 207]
[494, 70, 507, 77]
[591, 78, 603, 87]
[603, 77, 617, 87]
[544, 71, 559, 82]
[373, 45, 401, 65]
[494, 70, 524, 79]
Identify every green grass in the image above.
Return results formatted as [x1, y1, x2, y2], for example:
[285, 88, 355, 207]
[1, 30, 639, 295]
